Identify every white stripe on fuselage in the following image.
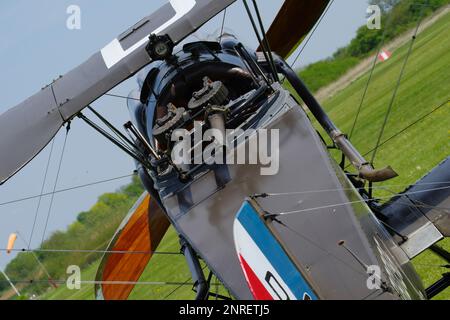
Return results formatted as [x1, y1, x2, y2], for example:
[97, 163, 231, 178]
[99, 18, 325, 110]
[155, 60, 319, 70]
[233, 221, 297, 300]
[101, 0, 196, 69]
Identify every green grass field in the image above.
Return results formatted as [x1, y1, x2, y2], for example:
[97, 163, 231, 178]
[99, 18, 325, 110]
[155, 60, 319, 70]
[40, 227, 231, 300]
[317, 10, 450, 300]
[36, 10, 450, 301]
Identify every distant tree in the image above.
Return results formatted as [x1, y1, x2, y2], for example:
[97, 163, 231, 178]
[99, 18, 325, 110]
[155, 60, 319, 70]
[0, 272, 8, 294]
[369, 0, 400, 13]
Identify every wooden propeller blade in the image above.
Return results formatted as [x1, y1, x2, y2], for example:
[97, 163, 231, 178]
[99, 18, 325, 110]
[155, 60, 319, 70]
[95, 192, 170, 300]
[262, 0, 330, 58]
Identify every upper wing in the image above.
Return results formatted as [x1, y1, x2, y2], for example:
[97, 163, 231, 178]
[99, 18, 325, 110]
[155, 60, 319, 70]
[262, 0, 331, 59]
[0, 0, 236, 184]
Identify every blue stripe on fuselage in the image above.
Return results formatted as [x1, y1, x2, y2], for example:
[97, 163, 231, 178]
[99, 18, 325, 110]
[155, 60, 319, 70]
[236, 201, 317, 300]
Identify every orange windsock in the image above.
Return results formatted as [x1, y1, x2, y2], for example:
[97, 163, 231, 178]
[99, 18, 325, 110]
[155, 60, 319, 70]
[7, 233, 17, 254]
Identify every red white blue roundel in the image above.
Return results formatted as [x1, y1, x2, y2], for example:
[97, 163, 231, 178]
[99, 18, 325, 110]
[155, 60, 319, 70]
[233, 201, 318, 300]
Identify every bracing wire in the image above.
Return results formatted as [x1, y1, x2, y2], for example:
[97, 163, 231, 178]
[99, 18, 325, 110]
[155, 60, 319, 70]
[0, 174, 136, 208]
[275, 185, 450, 216]
[262, 181, 450, 197]
[242, 0, 278, 82]
[290, 0, 335, 69]
[0, 279, 197, 286]
[28, 138, 56, 249]
[414, 263, 450, 269]
[346, 99, 449, 169]
[2, 177, 448, 209]
[163, 265, 208, 300]
[218, 8, 227, 43]
[0, 278, 226, 287]
[0, 248, 181, 255]
[251, 0, 279, 82]
[104, 93, 140, 102]
[258, 184, 450, 280]
[370, 4, 427, 166]
[12, 231, 57, 288]
[349, 1, 438, 140]
[86, 105, 148, 162]
[273, 218, 369, 278]
[377, 183, 450, 214]
[40, 127, 70, 246]
[349, 6, 398, 139]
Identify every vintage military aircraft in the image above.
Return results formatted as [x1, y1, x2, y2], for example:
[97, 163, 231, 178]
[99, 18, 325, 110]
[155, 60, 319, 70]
[1, 0, 449, 300]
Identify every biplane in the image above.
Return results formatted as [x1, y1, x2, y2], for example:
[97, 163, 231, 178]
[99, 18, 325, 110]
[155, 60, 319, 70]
[1, 0, 449, 300]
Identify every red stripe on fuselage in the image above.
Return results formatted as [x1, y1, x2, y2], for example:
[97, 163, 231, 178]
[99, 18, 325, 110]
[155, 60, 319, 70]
[239, 255, 274, 300]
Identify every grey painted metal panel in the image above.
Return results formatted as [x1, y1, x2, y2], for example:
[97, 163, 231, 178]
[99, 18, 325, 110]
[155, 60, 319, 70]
[405, 157, 450, 236]
[400, 223, 442, 258]
[161, 88, 425, 300]
[0, 86, 62, 184]
[0, 0, 236, 184]
[381, 157, 450, 256]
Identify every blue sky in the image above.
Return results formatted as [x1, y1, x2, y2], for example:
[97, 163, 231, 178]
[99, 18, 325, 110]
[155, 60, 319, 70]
[0, 0, 369, 269]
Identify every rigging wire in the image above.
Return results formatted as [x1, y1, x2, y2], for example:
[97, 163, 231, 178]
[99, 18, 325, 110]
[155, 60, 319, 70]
[261, 185, 449, 283]
[414, 263, 450, 269]
[40, 125, 70, 246]
[275, 185, 450, 216]
[290, 0, 335, 69]
[163, 265, 208, 300]
[349, 7, 397, 139]
[214, 275, 219, 300]
[273, 218, 368, 278]
[226, 288, 234, 300]
[345, 99, 449, 169]
[260, 182, 450, 224]
[87, 106, 136, 148]
[242, 0, 278, 82]
[0, 279, 197, 286]
[262, 181, 450, 197]
[403, 200, 450, 213]
[15, 232, 57, 288]
[0, 279, 226, 288]
[0, 174, 136, 208]
[385, 188, 450, 213]
[393, 198, 450, 224]
[0, 248, 181, 255]
[85, 106, 150, 165]
[218, 8, 227, 43]
[163, 277, 193, 299]
[370, 5, 427, 166]
[362, 289, 385, 300]
[104, 93, 140, 102]
[349, 1, 438, 140]
[251, 0, 279, 82]
[2, 177, 448, 209]
[78, 113, 147, 167]
[379, 184, 450, 218]
[28, 138, 56, 249]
